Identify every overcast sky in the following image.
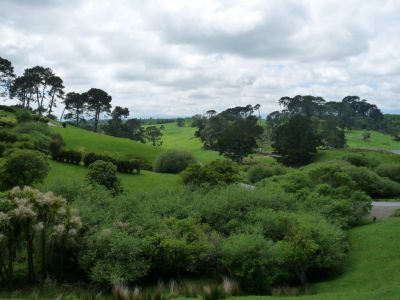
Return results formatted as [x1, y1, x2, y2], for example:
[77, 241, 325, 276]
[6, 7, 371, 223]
[1, 0, 400, 117]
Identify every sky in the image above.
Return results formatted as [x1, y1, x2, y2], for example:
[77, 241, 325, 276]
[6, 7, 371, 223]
[1, 0, 400, 117]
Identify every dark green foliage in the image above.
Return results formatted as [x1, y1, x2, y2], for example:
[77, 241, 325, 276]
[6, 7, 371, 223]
[0, 149, 49, 190]
[0, 119, 15, 128]
[0, 142, 5, 156]
[87, 160, 122, 194]
[146, 126, 163, 146]
[177, 118, 185, 127]
[0, 130, 18, 143]
[79, 228, 150, 284]
[53, 150, 82, 165]
[272, 115, 321, 166]
[375, 164, 400, 182]
[193, 105, 263, 162]
[153, 150, 196, 174]
[202, 285, 226, 300]
[0, 105, 17, 113]
[181, 160, 239, 188]
[83, 88, 112, 132]
[248, 165, 285, 183]
[221, 234, 281, 292]
[83, 152, 141, 174]
[342, 154, 378, 168]
[15, 109, 33, 123]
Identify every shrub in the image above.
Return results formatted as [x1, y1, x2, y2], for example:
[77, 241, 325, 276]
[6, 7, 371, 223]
[0, 105, 17, 113]
[0, 149, 49, 190]
[375, 164, 400, 182]
[342, 154, 378, 168]
[87, 160, 122, 195]
[248, 165, 285, 184]
[0, 130, 18, 143]
[49, 133, 65, 157]
[221, 234, 281, 293]
[79, 228, 150, 284]
[153, 150, 196, 174]
[181, 160, 239, 188]
[0, 119, 15, 128]
[15, 109, 33, 123]
[62, 122, 67, 128]
[0, 142, 5, 157]
[84, 152, 141, 174]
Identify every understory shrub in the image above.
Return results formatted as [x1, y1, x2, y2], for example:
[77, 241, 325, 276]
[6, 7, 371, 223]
[153, 150, 197, 174]
[248, 165, 285, 184]
[375, 163, 400, 182]
[87, 160, 122, 195]
[341, 154, 378, 168]
[84, 152, 141, 174]
[181, 160, 239, 188]
[15, 109, 33, 123]
[0, 149, 49, 190]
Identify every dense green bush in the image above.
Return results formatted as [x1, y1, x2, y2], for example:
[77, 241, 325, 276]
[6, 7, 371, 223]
[84, 152, 141, 174]
[15, 109, 33, 123]
[153, 150, 196, 174]
[221, 233, 281, 292]
[342, 154, 378, 168]
[0, 149, 49, 190]
[248, 165, 285, 184]
[0, 130, 18, 143]
[181, 160, 239, 188]
[87, 160, 122, 195]
[375, 163, 400, 182]
[0, 105, 17, 113]
[0, 119, 15, 128]
[79, 228, 150, 284]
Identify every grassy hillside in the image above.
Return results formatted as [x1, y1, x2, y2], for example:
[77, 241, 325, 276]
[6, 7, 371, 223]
[156, 122, 220, 162]
[346, 129, 400, 150]
[235, 218, 400, 300]
[39, 160, 181, 195]
[51, 125, 162, 164]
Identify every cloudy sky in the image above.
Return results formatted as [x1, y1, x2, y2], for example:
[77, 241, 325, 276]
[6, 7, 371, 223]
[1, 0, 400, 117]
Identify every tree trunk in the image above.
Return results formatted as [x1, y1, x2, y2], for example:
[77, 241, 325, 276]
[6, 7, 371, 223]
[93, 110, 99, 132]
[60, 106, 66, 122]
[40, 229, 46, 281]
[26, 231, 35, 283]
[296, 267, 308, 286]
[47, 92, 55, 117]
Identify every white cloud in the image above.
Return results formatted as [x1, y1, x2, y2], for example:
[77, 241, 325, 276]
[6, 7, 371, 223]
[1, 0, 400, 116]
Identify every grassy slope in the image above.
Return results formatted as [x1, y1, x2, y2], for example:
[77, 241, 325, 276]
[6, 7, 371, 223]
[234, 218, 400, 300]
[39, 160, 180, 195]
[51, 125, 162, 164]
[346, 129, 400, 150]
[149, 122, 220, 163]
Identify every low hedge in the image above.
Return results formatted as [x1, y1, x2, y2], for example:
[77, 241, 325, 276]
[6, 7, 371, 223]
[53, 149, 82, 165]
[83, 152, 142, 174]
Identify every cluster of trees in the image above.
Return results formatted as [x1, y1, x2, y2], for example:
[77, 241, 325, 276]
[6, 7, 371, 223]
[0, 187, 81, 282]
[192, 105, 263, 162]
[268, 95, 385, 165]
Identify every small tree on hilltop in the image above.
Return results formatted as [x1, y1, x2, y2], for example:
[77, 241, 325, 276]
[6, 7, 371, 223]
[87, 160, 122, 195]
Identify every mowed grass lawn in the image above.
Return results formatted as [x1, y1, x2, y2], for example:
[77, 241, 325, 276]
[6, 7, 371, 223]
[232, 218, 400, 300]
[346, 130, 400, 150]
[51, 125, 162, 164]
[39, 160, 181, 195]
[149, 122, 220, 163]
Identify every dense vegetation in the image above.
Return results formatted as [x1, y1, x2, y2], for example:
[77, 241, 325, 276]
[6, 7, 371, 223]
[2, 55, 400, 299]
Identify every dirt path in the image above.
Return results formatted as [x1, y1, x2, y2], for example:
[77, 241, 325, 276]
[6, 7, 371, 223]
[370, 201, 400, 220]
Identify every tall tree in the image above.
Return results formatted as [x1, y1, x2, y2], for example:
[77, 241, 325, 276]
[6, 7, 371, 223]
[272, 115, 321, 166]
[83, 88, 112, 132]
[0, 57, 15, 99]
[10, 75, 35, 108]
[63, 92, 86, 126]
[104, 106, 129, 136]
[145, 126, 163, 146]
[46, 75, 64, 117]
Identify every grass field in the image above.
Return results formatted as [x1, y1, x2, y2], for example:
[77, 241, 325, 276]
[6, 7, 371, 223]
[51, 125, 162, 164]
[155, 122, 220, 162]
[346, 129, 400, 150]
[39, 160, 181, 195]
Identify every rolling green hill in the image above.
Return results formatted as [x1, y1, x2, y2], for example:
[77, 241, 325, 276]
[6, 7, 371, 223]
[346, 130, 400, 150]
[154, 122, 220, 162]
[50, 125, 162, 164]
